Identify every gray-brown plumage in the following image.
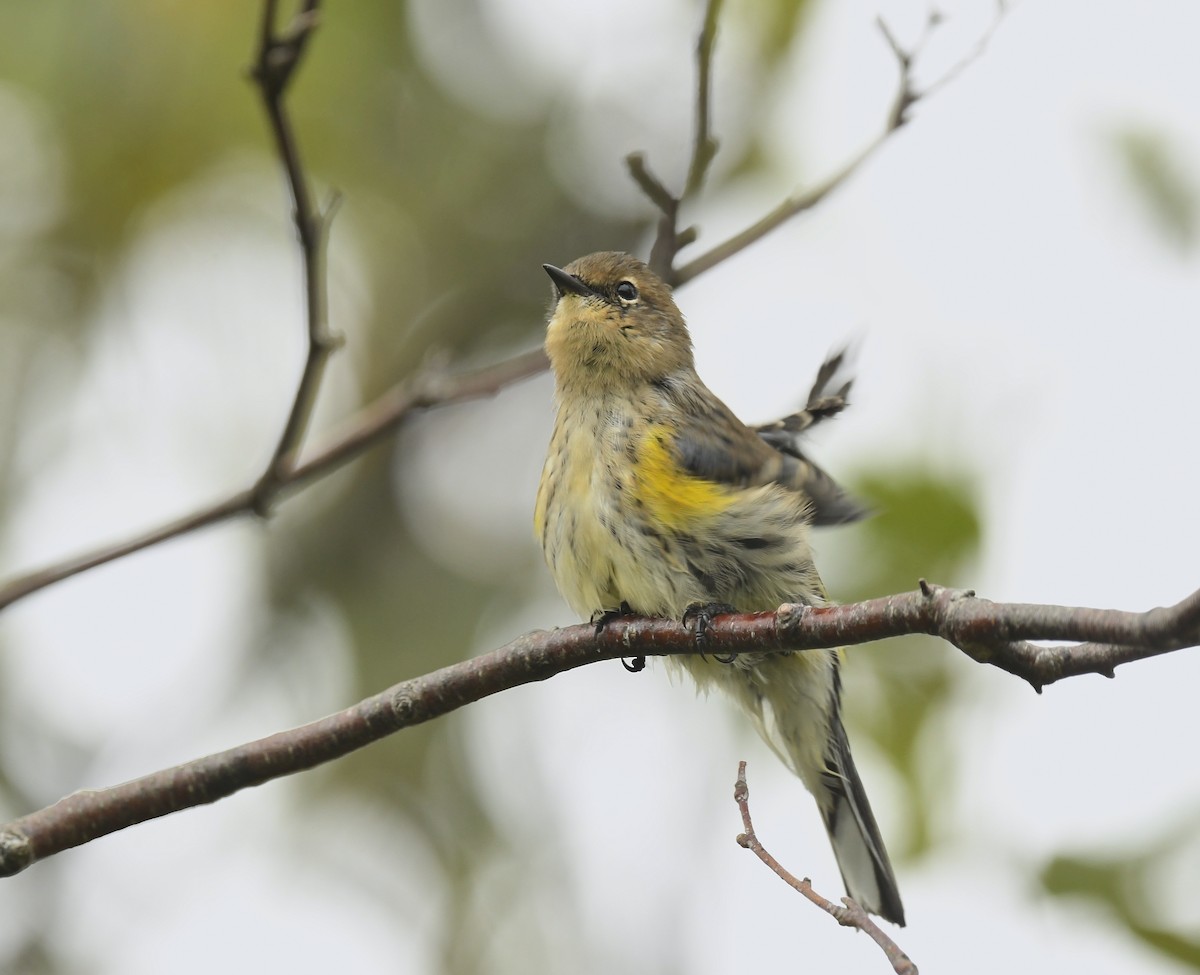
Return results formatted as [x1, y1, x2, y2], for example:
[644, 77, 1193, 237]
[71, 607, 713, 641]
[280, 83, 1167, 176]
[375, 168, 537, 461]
[535, 251, 904, 925]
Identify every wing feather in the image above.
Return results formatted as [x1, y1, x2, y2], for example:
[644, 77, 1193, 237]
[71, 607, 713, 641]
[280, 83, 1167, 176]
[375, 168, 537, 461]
[665, 350, 869, 526]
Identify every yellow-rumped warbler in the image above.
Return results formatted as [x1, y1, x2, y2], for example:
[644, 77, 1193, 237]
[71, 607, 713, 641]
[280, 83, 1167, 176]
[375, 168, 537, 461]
[534, 251, 904, 926]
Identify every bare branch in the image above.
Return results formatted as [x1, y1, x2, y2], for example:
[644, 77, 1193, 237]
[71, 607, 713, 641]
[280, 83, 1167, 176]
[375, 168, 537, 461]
[2, 582, 1197, 877]
[673, 134, 887, 286]
[673, 6, 1007, 286]
[0, 349, 548, 612]
[248, 0, 342, 513]
[286, 347, 549, 489]
[626, 151, 677, 215]
[876, 16, 919, 131]
[919, 3, 1007, 104]
[254, 0, 320, 94]
[685, 0, 724, 197]
[626, 152, 681, 279]
[734, 762, 918, 974]
[630, 0, 726, 279]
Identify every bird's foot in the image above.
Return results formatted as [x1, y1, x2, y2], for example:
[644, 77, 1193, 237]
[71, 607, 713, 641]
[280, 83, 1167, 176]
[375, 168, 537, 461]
[591, 601, 634, 634]
[681, 602, 739, 661]
[590, 603, 645, 672]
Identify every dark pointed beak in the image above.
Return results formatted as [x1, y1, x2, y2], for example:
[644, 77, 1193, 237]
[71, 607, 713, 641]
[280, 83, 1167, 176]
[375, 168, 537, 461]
[543, 264, 599, 300]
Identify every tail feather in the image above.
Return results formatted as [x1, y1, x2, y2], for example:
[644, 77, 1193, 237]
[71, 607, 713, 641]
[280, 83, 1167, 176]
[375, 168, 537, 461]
[726, 651, 905, 926]
[820, 716, 906, 926]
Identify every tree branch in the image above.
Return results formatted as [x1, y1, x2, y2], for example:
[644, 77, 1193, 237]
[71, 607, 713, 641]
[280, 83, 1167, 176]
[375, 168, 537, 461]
[0, 0, 366, 613]
[2, 582, 1197, 878]
[671, 6, 1008, 286]
[628, 0, 721, 279]
[685, 0, 724, 198]
[0, 348, 548, 612]
[734, 762, 918, 974]
[248, 0, 342, 512]
[625, 151, 688, 279]
[672, 133, 887, 285]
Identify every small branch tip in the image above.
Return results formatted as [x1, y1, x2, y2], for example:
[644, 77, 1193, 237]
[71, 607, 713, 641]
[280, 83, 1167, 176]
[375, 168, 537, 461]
[323, 188, 344, 222]
[875, 16, 909, 68]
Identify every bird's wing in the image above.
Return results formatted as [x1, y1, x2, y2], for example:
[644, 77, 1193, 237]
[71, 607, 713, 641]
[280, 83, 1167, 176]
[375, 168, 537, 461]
[669, 353, 869, 526]
[754, 345, 854, 439]
[753, 432, 871, 526]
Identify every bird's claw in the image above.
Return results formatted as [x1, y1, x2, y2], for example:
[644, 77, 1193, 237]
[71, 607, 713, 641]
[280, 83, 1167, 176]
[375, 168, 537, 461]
[591, 601, 633, 634]
[590, 603, 644, 673]
[681, 602, 738, 659]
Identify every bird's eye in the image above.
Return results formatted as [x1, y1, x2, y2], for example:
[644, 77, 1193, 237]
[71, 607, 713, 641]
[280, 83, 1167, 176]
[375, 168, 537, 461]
[615, 281, 639, 302]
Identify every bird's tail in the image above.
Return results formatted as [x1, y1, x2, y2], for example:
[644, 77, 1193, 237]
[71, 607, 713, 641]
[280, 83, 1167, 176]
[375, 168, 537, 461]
[675, 650, 904, 924]
[817, 712, 906, 926]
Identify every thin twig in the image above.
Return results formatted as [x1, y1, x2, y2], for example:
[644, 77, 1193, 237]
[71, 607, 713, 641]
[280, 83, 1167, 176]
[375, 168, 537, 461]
[630, 0, 726, 280]
[734, 762, 918, 975]
[684, 0, 724, 197]
[876, 16, 919, 131]
[1, 582, 1198, 877]
[626, 152, 680, 279]
[0, 348, 548, 612]
[626, 152, 677, 215]
[673, 6, 1008, 286]
[286, 347, 549, 489]
[674, 134, 886, 286]
[920, 3, 1007, 103]
[249, 0, 342, 513]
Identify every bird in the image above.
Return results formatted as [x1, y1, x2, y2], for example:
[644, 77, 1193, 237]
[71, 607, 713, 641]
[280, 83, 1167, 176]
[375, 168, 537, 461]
[534, 250, 904, 925]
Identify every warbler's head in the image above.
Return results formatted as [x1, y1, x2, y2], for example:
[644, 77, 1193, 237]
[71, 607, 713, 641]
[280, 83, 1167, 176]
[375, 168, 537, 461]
[542, 251, 693, 393]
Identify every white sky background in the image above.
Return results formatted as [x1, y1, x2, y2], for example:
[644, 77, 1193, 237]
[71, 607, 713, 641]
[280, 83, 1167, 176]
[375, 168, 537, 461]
[3, 0, 1200, 973]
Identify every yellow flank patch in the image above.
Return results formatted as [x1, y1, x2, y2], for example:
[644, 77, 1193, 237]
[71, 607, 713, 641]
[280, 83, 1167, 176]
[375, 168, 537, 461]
[634, 423, 736, 530]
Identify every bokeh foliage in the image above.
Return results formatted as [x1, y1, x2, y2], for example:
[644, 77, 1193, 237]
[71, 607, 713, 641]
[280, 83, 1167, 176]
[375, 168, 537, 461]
[1109, 127, 1198, 252]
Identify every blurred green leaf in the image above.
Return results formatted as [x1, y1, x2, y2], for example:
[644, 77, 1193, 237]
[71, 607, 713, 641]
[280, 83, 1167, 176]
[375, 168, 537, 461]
[1042, 844, 1200, 968]
[851, 470, 982, 596]
[738, 0, 817, 65]
[1110, 127, 1198, 251]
